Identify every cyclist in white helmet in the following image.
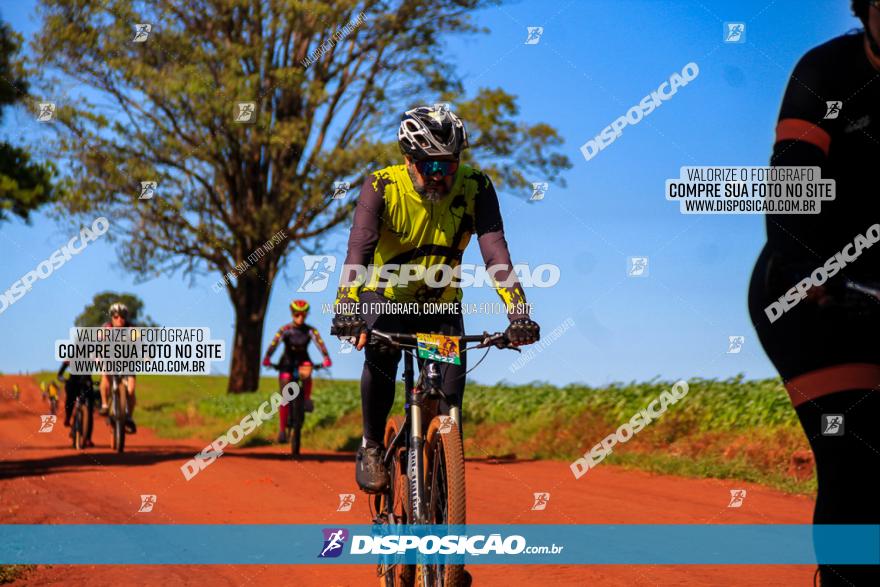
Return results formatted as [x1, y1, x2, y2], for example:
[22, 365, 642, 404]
[98, 302, 138, 434]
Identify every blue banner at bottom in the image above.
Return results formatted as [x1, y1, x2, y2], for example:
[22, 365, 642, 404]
[1, 524, 878, 565]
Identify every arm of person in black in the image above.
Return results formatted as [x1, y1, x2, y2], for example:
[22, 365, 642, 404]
[767, 44, 833, 256]
[473, 172, 532, 323]
[57, 360, 69, 380]
[262, 326, 284, 365]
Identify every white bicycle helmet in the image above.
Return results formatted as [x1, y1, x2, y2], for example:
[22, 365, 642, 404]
[109, 302, 129, 319]
[398, 104, 469, 160]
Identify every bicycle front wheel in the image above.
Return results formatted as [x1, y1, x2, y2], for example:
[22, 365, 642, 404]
[378, 415, 414, 587]
[419, 416, 467, 586]
[109, 391, 118, 451]
[113, 387, 126, 453]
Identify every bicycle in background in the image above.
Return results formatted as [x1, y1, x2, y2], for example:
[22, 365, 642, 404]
[107, 374, 130, 453]
[63, 376, 99, 450]
[269, 362, 326, 458]
[40, 380, 59, 415]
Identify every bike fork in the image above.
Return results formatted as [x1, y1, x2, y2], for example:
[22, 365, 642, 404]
[408, 403, 425, 523]
[449, 406, 461, 427]
[404, 352, 426, 523]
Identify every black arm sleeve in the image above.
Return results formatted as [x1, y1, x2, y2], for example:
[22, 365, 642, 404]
[766, 47, 832, 256]
[335, 175, 384, 304]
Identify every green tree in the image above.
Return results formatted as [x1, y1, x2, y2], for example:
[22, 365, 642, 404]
[75, 292, 157, 327]
[0, 15, 58, 224]
[32, 0, 571, 392]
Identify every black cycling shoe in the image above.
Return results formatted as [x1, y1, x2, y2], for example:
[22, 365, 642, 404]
[125, 418, 137, 434]
[356, 445, 389, 494]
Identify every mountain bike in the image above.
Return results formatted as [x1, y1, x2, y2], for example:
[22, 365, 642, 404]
[107, 375, 130, 453]
[363, 328, 519, 587]
[66, 377, 98, 450]
[48, 384, 58, 416]
[269, 362, 325, 458]
[41, 381, 59, 415]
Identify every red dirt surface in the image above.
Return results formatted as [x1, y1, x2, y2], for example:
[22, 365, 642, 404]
[0, 375, 817, 586]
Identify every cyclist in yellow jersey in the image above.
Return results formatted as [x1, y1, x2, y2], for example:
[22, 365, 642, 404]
[332, 104, 540, 493]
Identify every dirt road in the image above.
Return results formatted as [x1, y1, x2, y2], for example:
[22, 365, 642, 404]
[0, 375, 816, 586]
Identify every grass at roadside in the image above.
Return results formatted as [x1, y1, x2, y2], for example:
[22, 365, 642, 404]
[30, 372, 813, 493]
[0, 565, 34, 584]
[30, 371, 356, 447]
[460, 376, 813, 494]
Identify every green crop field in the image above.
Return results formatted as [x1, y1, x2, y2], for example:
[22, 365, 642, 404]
[31, 372, 813, 494]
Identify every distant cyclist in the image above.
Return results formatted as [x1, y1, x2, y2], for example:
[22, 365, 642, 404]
[41, 379, 59, 414]
[97, 302, 137, 434]
[748, 2, 880, 584]
[262, 299, 332, 443]
[331, 104, 540, 493]
[57, 360, 95, 447]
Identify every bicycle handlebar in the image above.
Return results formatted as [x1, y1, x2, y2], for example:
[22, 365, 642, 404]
[845, 279, 880, 301]
[367, 328, 517, 351]
[267, 362, 326, 371]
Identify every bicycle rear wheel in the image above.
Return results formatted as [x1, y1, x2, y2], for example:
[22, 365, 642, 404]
[289, 393, 304, 458]
[419, 416, 467, 586]
[113, 385, 127, 453]
[73, 402, 85, 450]
[85, 397, 94, 445]
[378, 415, 414, 587]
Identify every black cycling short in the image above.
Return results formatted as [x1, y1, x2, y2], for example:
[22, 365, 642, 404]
[64, 378, 95, 416]
[358, 291, 466, 445]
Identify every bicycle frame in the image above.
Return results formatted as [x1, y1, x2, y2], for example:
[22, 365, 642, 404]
[73, 380, 96, 414]
[375, 330, 515, 524]
[108, 374, 129, 452]
[110, 375, 127, 413]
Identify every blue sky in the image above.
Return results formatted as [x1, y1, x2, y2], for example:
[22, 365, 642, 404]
[0, 1, 859, 386]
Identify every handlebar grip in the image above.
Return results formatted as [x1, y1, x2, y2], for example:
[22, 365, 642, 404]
[331, 322, 367, 338]
[330, 324, 362, 337]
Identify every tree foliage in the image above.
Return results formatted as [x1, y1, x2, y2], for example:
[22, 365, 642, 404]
[31, 0, 571, 390]
[74, 291, 157, 327]
[0, 16, 58, 224]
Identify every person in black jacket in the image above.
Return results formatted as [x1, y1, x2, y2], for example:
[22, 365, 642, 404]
[748, 2, 880, 584]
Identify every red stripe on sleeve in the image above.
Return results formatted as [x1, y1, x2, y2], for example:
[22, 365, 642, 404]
[775, 118, 831, 156]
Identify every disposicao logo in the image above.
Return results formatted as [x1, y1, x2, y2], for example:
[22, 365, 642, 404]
[319, 528, 349, 558]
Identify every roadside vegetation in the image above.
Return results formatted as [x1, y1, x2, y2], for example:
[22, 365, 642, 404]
[32, 372, 814, 494]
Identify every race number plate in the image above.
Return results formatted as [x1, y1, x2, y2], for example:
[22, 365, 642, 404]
[416, 333, 461, 365]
